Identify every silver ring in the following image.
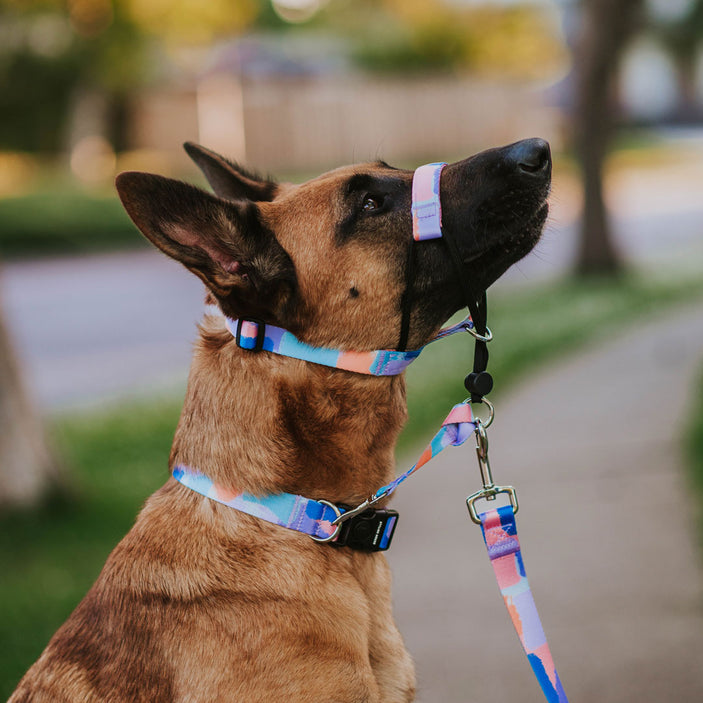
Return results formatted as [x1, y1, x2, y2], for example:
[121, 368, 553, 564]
[465, 324, 492, 343]
[310, 500, 343, 543]
[469, 396, 494, 428]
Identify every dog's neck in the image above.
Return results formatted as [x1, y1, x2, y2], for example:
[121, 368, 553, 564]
[169, 315, 407, 505]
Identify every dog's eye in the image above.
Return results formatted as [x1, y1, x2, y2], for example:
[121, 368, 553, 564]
[362, 194, 384, 212]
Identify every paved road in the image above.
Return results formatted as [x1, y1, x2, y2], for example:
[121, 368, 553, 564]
[0, 251, 205, 409]
[389, 301, 703, 702]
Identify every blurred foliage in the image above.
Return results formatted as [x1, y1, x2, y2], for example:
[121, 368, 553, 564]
[2, 271, 703, 697]
[647, 0, 703, 63]
[688, 364, 703, 540]
[0, 0, 571, 155]
[645, 0, 703, 117]
[0, 188, 142, 258]
[123, 0, 259, 45]
[0, 2, 145, 152]
[0, 46, 81, 152]
[327, 0, 567, 77]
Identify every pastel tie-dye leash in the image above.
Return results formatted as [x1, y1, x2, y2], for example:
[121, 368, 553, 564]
[175, 162, 569, 703]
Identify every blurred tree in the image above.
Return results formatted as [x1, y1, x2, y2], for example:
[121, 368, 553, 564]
[0, 295, 61, 508]
[571, 0, 645, 276]
[0, 0, 263, 155]
[649, 0, 703, 121]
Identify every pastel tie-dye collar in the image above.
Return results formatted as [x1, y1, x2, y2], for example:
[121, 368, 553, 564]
[172, 401, 475, 543]
[204, 306, 476, 376]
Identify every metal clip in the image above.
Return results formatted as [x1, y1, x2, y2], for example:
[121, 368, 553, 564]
[466, 417, 519, 524]
[463, 321, 493, 343]
[310, 490, 390, 544]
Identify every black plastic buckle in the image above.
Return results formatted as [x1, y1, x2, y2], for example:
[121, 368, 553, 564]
[235, 318, 266, 352]
[332, 507, 399, 552]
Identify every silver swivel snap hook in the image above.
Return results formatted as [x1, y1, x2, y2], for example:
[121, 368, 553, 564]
[466, 398, 519, 524]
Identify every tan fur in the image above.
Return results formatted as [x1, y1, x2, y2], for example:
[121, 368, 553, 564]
[12, 164, 417, 703]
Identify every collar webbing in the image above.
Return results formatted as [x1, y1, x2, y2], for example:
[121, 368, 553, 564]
[172, 465, 341, 541]
[204, 305, 475, 376]
[171, 400, 475, 546]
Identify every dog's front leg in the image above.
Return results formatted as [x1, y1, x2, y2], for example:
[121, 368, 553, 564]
[357, 555, 416, 702]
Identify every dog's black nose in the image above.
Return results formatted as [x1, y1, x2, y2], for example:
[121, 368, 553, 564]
[508, 138, 551, 175]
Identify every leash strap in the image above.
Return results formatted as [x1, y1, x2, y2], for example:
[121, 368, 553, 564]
[371, 401, 474, 501]
[479, 505, 569, 703]
[204, 306, 476, 377]
[172, 401, 477, 544]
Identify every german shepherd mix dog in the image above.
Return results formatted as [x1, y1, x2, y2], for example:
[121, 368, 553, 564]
[11, 138, 550, 702]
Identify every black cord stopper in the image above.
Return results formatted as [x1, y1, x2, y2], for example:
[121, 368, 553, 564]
[465, 371, 494, 398]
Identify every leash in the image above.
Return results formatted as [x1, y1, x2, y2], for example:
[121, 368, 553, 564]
[175, 161, 569, 702]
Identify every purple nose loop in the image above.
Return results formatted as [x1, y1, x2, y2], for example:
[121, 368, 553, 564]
[411, 162, 447, 241]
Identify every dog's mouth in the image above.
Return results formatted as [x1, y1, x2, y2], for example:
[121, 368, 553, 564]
[438, 139, 552, 296]
[461, 199, 549, 290]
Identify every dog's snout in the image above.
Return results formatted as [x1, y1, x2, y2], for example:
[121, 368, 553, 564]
[508, 138, 551, 175]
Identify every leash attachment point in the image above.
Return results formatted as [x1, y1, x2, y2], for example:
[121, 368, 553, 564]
[332, 506, 399, 552]
[467, 485, 519, 525]
[309, 500, 344, 543]
[311, 491, 398, 551]
[463, 322, 492, 343]
[468, 395, 495, 428]
[466, 415, 518, 524]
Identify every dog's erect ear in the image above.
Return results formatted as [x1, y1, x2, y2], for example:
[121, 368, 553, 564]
[116, 172, 295, 319]
[183, 142, 278, 202]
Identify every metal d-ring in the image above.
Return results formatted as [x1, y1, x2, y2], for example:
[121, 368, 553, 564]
[464, 322, 493, 343]
[469, 396, 494, 429]
[309, 500, 343, 544]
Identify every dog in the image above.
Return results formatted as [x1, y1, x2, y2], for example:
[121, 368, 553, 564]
[10, 138, 551, 702]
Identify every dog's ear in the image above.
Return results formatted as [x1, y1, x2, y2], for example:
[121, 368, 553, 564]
[183, 142, 277, 202]
[116, 171, 295, 319]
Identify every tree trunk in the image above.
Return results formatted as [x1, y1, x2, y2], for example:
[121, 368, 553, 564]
[0, 293, 61, 508]
[571, 0, 644, 276]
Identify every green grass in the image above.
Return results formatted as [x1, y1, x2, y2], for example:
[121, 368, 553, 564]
[2, 272, 703, 697]
[0, 188, 143, 259]
[686, 365, 703, 533]
[0, 401, 180, 695]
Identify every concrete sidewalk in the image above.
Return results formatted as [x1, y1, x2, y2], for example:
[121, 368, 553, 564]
[388, 301, 703, 702]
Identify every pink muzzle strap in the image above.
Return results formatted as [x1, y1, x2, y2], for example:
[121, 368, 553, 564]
[411, 162, 446, 241]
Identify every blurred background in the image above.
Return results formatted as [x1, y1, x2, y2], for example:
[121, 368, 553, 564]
[1, 0, 703, 700]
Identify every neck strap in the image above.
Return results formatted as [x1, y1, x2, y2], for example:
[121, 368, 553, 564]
[204, 305, 475, 377]
[172, 400, 476, 548]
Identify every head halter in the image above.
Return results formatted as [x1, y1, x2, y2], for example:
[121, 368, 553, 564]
[403, 161, 492, 402]
[397, 162, 447, 351]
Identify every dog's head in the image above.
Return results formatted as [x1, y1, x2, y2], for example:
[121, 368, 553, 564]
[116, 139, 550, 351]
